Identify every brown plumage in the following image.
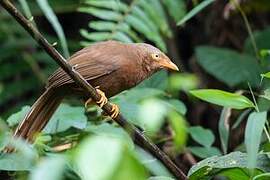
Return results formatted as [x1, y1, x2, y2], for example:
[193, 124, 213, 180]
[14, 41, 178, 141]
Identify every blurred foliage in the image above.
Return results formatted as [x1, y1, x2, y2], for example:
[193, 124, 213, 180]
[79, 0, 186, 52]
[2, 0, 270, 179]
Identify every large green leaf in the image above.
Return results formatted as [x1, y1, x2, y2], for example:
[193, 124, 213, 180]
[188, 152, 270, 179]
[218, 168, 258, 180]
[195, 46, 262, 87]
[75, 135, 148, 180]
[86, 123, 134, 150]
[188, 146, 221, 159]
[188, 126, 215, 148]
[0, 138, 38, 171]
[245, 112, 267, 169]
[138, 70, 168, 90]
[138, 99, 168, 134]
[30, 155, 66, 180]
[190, 89, 255, 109]
[43, 104, 87, 134]
[6, 106, 31, 127]
[244, 27, 270, 56]
[169, 73, 199, 92]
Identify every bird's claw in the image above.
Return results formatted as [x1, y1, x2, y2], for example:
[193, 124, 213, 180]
[110, 104, 119, 118]
[84, 98, 92, 109]
[96, 89, 108, 108]
[85, 87, 118, 118]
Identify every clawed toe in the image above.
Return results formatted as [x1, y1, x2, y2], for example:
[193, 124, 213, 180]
[84, 98, 92, 108]
[96, 89, 108, 108]
[110, 104, 119, 118]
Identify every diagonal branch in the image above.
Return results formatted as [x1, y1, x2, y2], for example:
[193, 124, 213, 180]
[0, 0, 187, 179]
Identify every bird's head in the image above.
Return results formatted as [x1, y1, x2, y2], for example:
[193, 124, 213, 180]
[135, 43, 179, 72]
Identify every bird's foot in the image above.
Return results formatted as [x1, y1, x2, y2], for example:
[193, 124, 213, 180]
[96, 89, 108, 108]
[85, 87, 119, 118]
[84, 87, 108, 109]
[110, 104, 120, 118]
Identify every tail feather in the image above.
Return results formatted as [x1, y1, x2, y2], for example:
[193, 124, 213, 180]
[14, 87, 63, 141]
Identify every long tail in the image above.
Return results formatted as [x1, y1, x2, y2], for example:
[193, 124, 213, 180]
[14, 87, 64, 142]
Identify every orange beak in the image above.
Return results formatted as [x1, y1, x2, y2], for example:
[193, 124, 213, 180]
[159, 59, 179, 71]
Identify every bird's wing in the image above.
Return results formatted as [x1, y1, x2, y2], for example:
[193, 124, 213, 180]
[47, 41, 128, 88]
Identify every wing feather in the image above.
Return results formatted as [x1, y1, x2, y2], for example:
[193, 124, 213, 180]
[47, 41, 126, 88]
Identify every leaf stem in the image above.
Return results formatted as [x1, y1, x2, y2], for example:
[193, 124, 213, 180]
[230, 0, 259, 59]
[248, 83, 259, 112]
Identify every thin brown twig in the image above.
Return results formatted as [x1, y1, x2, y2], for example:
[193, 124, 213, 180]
[0, 0, 187, 179]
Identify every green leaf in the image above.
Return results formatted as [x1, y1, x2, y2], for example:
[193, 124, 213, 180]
[253, 172, 270, 180]
[177, 0, 215, 26]
[6, 106, 30, 127]
[219, 108, 231, 154]
[112, 31, 133, 43]
[84, 0, 128, 12]
[138, 99, 168, 135]
[244, 27, 270, 56]
[18, 0, 34, 20]
[169, 73, 199, 92]
[125, 14, 166, 51]
[86, 123, 134, 150]
[75, 136, 147, 180]
[80, 30, 110, 41]
[188, 146, 221, 159]
[138, 0, 171, 38]
[132, 6, 160, 36]
[30, 155, 66, 180]
[0, 138, 37, 171]
[114, 88, 165, 103]
[163, 99, 187, 115]
[135, 147, 172, 177]
[37, 0, 69, 58]
[195, 46, 262, 87]
[162, 0, 186, 22]
[232, 109, 252, 129]
[89, 21, 127, 31]
[218, 168, 253, 180]
[188, 126, 215, 147]
[0, 121, 9, 151]
[188, 152, 270, 179]
[190, 89, 255, 109]
[261, 72, 270, 80]
[245, 112, 267, 169]
[138, 70, 168, 90]
[79, 7, 122, 21]
[168, 111, 187, 151]
[43, 104, 87, 134]
[148, 176, 175, 180]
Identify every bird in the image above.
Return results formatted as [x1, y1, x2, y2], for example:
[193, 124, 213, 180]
[13, 40, 179, 142]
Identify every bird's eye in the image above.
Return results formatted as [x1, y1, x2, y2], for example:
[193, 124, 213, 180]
[152, 53, 160, 60]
